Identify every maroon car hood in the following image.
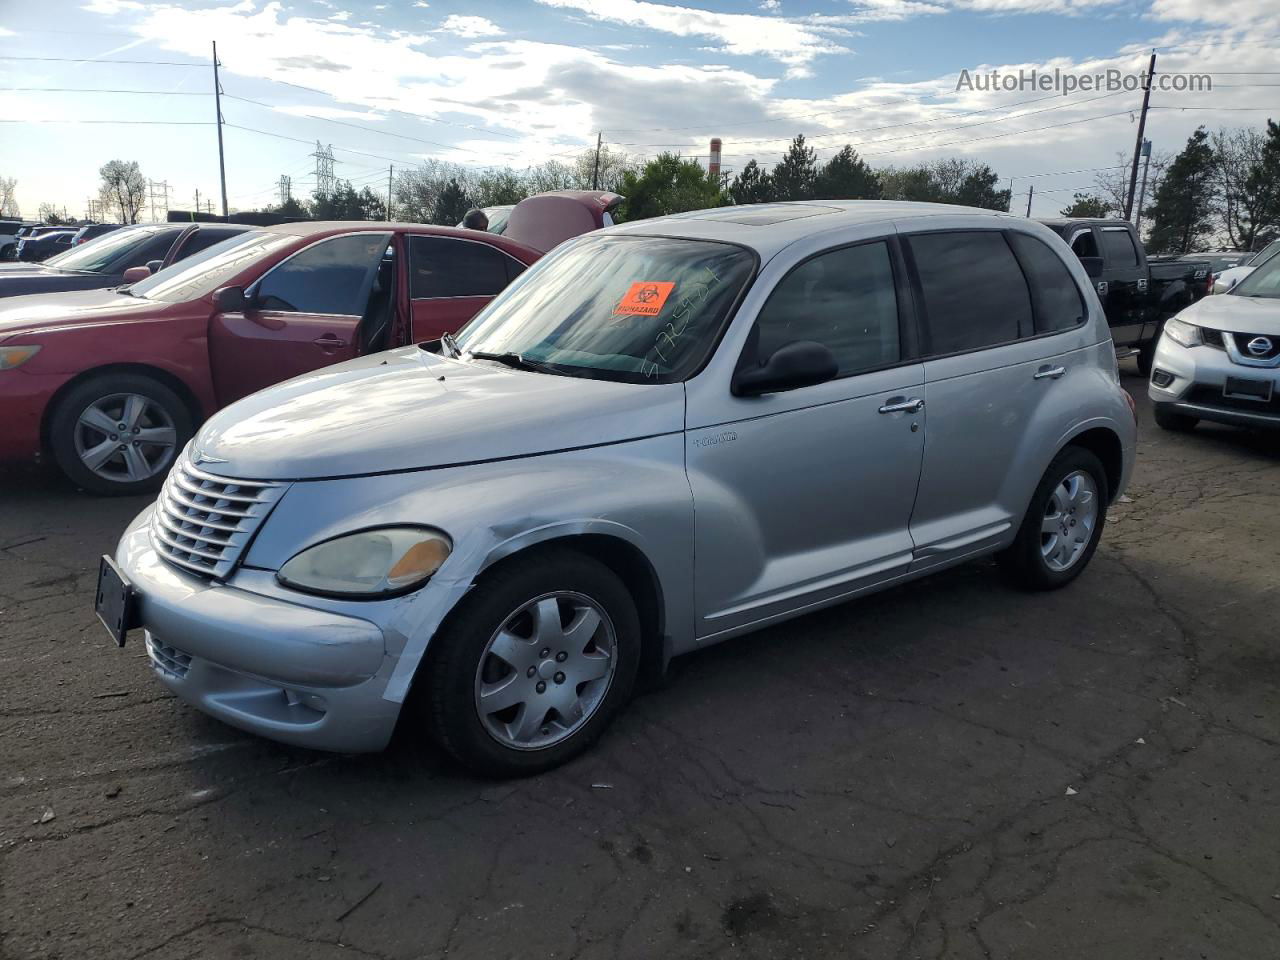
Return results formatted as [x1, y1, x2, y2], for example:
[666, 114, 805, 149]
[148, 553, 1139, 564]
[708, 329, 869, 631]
[504, 191, 623, 253]
[0, 288, 174, 339]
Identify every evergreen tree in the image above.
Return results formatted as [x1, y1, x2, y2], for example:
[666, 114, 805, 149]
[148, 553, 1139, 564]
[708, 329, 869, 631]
[616, 153, 726, 221]
[953, 163, 1010, 211]
[1060, 193, 1113, 218]
[433, 178, 472, 225]
[728, 159, 775, 205]
[771, 135, 818, 201]
[1146, 127, 1216, 254]
[813, 145, 880, 200]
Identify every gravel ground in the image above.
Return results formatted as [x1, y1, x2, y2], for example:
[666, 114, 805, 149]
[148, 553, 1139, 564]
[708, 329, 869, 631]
[2, 367, 1278, 960]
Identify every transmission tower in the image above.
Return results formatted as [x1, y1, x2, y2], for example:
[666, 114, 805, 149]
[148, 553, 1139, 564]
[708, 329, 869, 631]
[147, 180, 171, 223]
[278, 175, 292, 206]
[311, 142, 338, 195]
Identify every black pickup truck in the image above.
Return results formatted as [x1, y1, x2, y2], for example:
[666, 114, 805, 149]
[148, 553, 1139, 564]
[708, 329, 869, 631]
[1038, 218, 1210, 373]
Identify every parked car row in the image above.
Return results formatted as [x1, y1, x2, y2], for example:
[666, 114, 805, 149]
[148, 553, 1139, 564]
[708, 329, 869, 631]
[84, 200, 1138, 777]
[0, 191, 620, 493]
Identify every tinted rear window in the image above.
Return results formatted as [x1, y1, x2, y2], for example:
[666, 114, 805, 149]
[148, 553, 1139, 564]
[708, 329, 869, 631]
[1100, 228, 1139, 268]
[908, 231, 1033, 354]
[409, 236, 521, 298]
[1008, 233, 1086, 333]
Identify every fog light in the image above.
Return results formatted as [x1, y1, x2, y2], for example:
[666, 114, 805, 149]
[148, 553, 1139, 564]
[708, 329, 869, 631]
[283, 689, 328, 713]
[1151, 369, 1174, 388]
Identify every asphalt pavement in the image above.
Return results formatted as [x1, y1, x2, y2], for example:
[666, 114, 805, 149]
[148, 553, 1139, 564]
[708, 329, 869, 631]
[2, 367, 1278, 959]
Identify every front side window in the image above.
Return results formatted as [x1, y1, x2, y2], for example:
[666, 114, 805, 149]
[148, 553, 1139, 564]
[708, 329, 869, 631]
[409, 236, 520, 299]
[1100, 228, 1139, 268]
[909, 231, 1033, 355]
[1069, 230, 1099, 259]
[753, 241, 900, 377]
[255, 233, 390, 314]
[457, 235, 756, 383]
[1008, 233, 1087, 333]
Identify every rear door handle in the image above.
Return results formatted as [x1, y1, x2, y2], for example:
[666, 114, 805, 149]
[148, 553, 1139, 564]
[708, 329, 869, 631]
[878, 396, 924, 414]
[1034, 365, 1066, 380]
[314, 334, 347, 348]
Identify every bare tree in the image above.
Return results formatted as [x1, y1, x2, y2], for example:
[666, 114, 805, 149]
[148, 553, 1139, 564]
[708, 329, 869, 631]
[98, 160, 147, 224]
[1094, 150, 1171, 231]
[37, 202, 72, 225]
[0, 176, 18, 218]
[1212, 126, 1280, 252]
[571, 144, 637, 193]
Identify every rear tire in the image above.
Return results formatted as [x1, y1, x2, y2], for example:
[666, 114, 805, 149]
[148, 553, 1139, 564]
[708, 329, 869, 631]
[422, 549, 641, 778]
[1153, 403, 1198, 432]
[1000, 446, 1109, 591]
[48, 372, 192, 496]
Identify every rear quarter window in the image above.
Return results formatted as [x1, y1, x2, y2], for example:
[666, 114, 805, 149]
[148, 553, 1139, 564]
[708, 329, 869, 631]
[409, 237, 521, 298]
[1008, 233, 1087, 334]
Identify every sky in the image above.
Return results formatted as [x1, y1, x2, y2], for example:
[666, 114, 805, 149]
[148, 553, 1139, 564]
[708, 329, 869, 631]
[0, 0, 1276, 221]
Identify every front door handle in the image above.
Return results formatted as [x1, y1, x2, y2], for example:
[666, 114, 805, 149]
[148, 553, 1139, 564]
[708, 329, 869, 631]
[314, 334, 347, 348]
[878, 396, 924, 414]
[1034, 365, 1067, 380]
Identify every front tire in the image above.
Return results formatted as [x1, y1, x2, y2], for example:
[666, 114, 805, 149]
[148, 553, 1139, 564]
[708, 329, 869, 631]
[1000, 447, 1109, 591]
[48, 372, 192, 496]
[1154, 403, 1198, 432]
[423, 549, 641, 777]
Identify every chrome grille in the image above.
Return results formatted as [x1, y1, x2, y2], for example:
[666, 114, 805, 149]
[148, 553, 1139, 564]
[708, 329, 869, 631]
[146, 633, 192, 679]
[150, 458, 287, 579]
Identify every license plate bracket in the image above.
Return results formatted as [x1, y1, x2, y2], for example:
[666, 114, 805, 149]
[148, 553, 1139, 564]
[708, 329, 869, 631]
[1223, 376, 1273, 402]
[95, 554, 140, 647]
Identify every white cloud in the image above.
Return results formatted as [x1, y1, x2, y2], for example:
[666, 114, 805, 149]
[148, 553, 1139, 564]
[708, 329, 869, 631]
[1149, 0, 1276, 21]
[759, 0, 780, 10]
[438, 14, 502, 37]
[413, 0, 429, 6]
[0, 26, 16, 36]
[536, 0, 852, 70]
[330, 9, 351, 21]
[80, 0, 144, 12]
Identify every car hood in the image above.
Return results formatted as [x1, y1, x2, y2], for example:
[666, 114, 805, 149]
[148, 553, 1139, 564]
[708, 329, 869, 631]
[1178, 291, 1280, 335]
[0, 287, 168, 338]
[191, 347, 685, 480]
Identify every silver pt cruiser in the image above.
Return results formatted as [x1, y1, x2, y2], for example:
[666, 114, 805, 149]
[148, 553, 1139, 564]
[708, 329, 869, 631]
[100, 202, 1137, 777]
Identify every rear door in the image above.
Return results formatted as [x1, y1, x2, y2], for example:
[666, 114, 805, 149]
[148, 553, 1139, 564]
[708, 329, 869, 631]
[406, 235, 526, 341]
[903, 228, 1091, 570]
[208, 232, 389, 405]
[1097, 225, 1147, 345]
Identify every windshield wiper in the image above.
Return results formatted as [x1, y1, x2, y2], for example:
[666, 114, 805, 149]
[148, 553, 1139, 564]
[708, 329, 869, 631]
[468, 350, 560, 374]
[440, 331, 461, 358]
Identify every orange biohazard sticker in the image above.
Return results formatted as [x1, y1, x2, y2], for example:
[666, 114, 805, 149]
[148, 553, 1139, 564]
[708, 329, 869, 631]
[614, 281, 675, 317]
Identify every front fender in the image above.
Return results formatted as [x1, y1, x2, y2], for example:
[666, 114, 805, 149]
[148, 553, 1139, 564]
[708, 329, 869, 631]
[242, 433, 693, 702]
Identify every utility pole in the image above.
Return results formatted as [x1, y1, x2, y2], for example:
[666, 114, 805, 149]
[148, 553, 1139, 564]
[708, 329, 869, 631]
[591, 131, 602, 190]
[1007, 177, 1014, 213]
[1124, 51, 1156, 222]
[1134, 139, 1153, 236]
[387, 164, 394, 221]
[1025, 184, 1034, 218]
[278, 174, 292, 207]
[311, 142, 337, 196]
[194, 188, 201, 215]
[212, 41, 228, 217]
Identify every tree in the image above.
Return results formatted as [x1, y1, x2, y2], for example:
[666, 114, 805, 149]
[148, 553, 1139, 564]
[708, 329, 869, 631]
[616, 153, 726, 221]
[1146, 127, 1217, 254]
[1213, 122, 1280, 252]
[572, 144, 637, 194]
[525, 160, 576, 194]
[0, 176, 17, 218]
[310, 180, 384, 220]
[434, 178, 472, 225]
[813, 145, 880, 200]
[771, 135, 818, 201]
[1060, 193, 1113, 218]
[472, 169, 528, 207]
[37, 202, 73, 225]
[270, 196, 309, 219]
[1094, 149, 1171, 231]
[98, 160, 146, 224]
[728, 159, 774, 205]
[877, 159, 1009, 210]
[952, 163, 1010, 210]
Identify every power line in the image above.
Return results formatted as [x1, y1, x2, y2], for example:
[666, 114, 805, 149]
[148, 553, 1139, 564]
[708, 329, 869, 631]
[0, 56, 205, 66]
[0, 118, 214, 125]
[0, 87, 209, 95]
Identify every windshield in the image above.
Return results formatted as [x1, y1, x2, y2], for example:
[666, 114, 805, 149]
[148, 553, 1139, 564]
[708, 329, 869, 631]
[44, 226, 167, 273]
[131, 231, 296, 302]
[455, 235, 756, 383]
[1245, 239, 1280, 268]
[1232, 254, 1280, 299]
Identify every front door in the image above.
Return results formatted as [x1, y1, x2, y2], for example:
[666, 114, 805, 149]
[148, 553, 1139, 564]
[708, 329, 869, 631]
[209, 233, 390, 405]
[407, 235, 527, 342]
[687, 238, 925, 641]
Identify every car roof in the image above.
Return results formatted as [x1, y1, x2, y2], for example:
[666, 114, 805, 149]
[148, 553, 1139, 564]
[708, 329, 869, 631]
[607, 200, 1014, 259]
[258, 220, 543, 261]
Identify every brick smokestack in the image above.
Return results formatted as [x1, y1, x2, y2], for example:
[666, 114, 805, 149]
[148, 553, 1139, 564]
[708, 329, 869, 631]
[709, 138, 722, 179]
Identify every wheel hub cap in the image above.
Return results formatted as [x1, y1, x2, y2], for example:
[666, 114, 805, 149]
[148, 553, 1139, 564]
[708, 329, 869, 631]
[1040, 470, 1099, 573]
[72, 392, 178, 484]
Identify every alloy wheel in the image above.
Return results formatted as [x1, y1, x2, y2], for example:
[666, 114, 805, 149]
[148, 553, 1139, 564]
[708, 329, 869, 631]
[72, 393, 178, 484]
[473, 591, 617, 751]
[1040, 469, 1098, 572]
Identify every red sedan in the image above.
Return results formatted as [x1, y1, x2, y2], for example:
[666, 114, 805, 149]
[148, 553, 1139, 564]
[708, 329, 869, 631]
[0, 216, 569, 494]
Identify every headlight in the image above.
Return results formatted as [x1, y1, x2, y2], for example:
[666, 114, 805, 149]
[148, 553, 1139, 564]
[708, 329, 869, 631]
[277, 527, 452, 598]
[1164, 317, 1202, 348]
[0, 345, 41, 370]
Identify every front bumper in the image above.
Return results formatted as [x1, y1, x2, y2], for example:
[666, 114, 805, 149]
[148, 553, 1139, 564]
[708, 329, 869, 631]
[1147, 335, 1280, 430]
[116, 509, 405, 752]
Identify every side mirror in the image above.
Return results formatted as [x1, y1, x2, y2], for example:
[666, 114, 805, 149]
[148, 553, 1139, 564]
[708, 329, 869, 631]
[212, 285, 247, 312]
[146, 259, 164, 274]
[121, 266, 152, 283]
[1079, 256, 1104, 279]
[733, 339, 838, 397]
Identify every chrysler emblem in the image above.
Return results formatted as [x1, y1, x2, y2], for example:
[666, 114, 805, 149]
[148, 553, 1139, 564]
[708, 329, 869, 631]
[192, 448, 228, 465]
[1246, 336, 1273, 357]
